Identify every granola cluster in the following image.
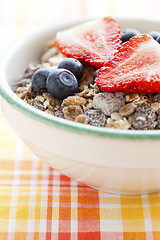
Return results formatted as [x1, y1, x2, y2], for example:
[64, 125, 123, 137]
[13, 44, 160, 130]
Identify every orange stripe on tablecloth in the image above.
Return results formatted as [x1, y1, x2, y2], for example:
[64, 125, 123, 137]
[120, 195, 146, 232]
[0, 160, 14, 170]
[78, 183, 100, 238]
[59, 175, 71, 220]
[25, 156, 40, 240]
[0, 175, 13, 180]
[148, 193, 160, 232]
[58, 233, 71, 240]
[46, 167, 54, 240]
[14, 232, 27, 240]
[0, 232, 7, 240]
[33, 232, 39, 240]
[153, 232, 160, 240]
[58, 175, 71, 240]
[78, 232, 101, 240]
[20, 160, 32, 172]
[123, 232, 146, 240]
[78, 186, 100, 221]
[33, 160, 43, 240]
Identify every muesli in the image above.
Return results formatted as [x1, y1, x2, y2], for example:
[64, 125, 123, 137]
[13, 17, 160, 130]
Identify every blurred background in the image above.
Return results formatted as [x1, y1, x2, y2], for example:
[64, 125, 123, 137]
[0, 0, 160, 49]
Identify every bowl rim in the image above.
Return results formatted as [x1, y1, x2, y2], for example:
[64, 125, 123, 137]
[1, 17, 160, 140]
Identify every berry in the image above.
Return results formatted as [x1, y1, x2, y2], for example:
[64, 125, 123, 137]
[148, 31, 160, 40]
[148, 31, 160, 44]
[54, 17, 121, 68]
[31, 68, 53, 94]
[93, 69, 99, 83]
[46, 69, 78, 100]
[58, 58, 83, 79]
[95, 34, 160, 94]
[121, 28, 140, 43]
[156, 36, 160, 44]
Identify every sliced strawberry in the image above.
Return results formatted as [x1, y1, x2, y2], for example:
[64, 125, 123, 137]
[54, 17, 121, 68]
[95, 34, 160, 93]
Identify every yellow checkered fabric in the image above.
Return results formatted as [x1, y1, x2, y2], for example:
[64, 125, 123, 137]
[1, 115, 160, 239]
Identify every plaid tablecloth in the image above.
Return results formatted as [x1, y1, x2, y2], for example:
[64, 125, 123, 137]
[1, 0, 160, 239]
[1, 113, 160, 240]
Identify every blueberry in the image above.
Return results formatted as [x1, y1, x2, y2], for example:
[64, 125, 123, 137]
[31, 68, 53, 94]
[148, 31, 160, 40]
[121, 42, 126, 46]
[58, 58, 83, 80]
[121, 29, 140, 43]
[156, 36, 160, 44]
[93, 69, 99, 83]
[46, 69, 78, 100]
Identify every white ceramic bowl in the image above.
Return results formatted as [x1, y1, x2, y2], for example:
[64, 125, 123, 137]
[1, 18, 160, 195]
